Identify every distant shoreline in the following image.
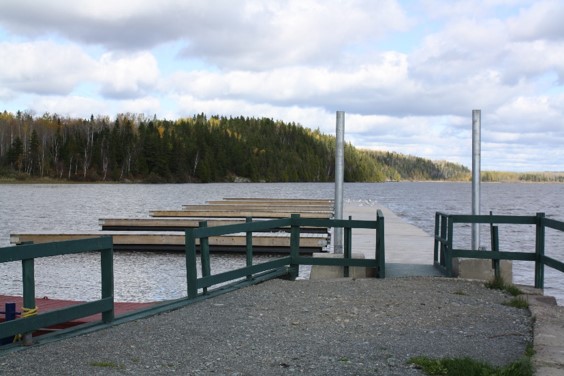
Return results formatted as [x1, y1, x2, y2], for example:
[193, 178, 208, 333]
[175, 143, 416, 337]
[0, 176, 563, 185]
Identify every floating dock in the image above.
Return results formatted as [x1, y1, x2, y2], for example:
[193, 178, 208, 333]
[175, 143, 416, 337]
[149, 209, 332, 219]
[10, 198, 334, 253]
[99, 218, 329, 233]
[0, 295, 154, 334]
[10, 232, 329, 253]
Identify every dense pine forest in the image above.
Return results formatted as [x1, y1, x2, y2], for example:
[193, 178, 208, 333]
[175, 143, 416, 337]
[0, 110, 494, 184]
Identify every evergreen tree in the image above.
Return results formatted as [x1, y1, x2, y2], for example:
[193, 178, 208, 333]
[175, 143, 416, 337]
[7, 137, 24, 171]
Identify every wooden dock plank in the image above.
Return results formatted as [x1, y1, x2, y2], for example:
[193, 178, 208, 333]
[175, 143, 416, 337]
[221, 198, 334, 204]
[207, 199, 332, 205]
[100, 218, 247, 231]
[150, 210, 333, 219]
[10, 232, 329, 252]
[99, 218, 329, 233]
[186, 204, 333, 212]
[204, 201, 334, 210]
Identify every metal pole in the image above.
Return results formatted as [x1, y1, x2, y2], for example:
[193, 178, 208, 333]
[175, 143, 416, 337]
[334, 111, 345, 253]
[472, 109, 481, 250]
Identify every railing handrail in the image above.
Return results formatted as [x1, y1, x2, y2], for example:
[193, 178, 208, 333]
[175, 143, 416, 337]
[434, 212, 564, 289]
[0, 237, 112, 263]
[447, 213, 538, 225]
[0, 237, 114, 344]
[185, 211, 385, 299]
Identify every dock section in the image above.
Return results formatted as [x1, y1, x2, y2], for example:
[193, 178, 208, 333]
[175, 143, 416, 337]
[99, 218, 329, 233]
[0, 295, 154, 330]
[344, 202, 441, 277]
[10, 198, 334, 254]
[150, 209, 332, 219]
[10, 232, 329, 253]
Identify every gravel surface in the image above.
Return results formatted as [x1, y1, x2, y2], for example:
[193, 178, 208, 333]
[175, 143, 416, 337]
[0, 277, 532, 375]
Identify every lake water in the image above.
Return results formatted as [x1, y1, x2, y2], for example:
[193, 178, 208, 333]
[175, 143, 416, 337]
[1, 182, 563, 304]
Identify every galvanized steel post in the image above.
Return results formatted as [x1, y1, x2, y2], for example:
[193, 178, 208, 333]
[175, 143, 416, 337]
[472, 110, 481, 250]
[334, 111, 345, 254]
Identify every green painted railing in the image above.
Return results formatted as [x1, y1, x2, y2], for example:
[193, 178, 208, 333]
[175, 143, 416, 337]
[434, 212, 564, 288]
[0, 237, 114, 344]
[1, 211, 384, 343]
[185, 211, 385, 299]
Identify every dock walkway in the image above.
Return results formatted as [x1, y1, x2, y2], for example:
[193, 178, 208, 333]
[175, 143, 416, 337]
[344, 203, 441, 277]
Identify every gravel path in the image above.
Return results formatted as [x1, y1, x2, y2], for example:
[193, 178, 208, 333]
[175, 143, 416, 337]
[0, 277, 532, 375]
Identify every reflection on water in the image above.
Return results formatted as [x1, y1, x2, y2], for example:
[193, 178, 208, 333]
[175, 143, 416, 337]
[0, 182, 563, 303]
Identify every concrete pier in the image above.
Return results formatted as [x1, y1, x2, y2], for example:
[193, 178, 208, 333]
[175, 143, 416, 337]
[345, 203, 442, 278]
[310, 202, 440, 279]
[345, 203, 433, 263]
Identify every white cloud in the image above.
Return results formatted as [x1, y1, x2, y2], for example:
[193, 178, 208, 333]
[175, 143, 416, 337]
[32, 95, 109, 118]
[0, 41, 95, 95]
[174, 94, 331, 128]
[167, 51, 410, 105]
[97, 52, 160, 99]
[409, 17, 508, 84]
[0, 0, 409, 69]
[119, 97, 162, 115]
[180, 0, 410, 69]
[0, 40, 161, 100]
[502, 40, 564, 83]
[507, 0, 564, 41]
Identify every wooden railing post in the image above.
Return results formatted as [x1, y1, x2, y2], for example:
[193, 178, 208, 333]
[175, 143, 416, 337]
[199, 221, 210, 295]
[246, 217, 253, 281]
[440, 215, 447, 267]
[185, 229, 198, 299]
[101, 240, 114, 323]
[489, 211, 500, 279]
[446, 217, 454, 277]
[343, 216, 352, 277]
[535, 212, 546, 289]
[490, 225, 500, 279]
[21, 258, 36, 346]
[434, 213, 440, 264]
[289, 214, 301, 280]
[376, 210, 385, 278]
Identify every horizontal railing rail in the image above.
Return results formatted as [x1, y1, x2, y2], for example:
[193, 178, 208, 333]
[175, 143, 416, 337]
[185, 211, 385, 299]
[0, 237, 114, 345]
[434, 212, 564, 289]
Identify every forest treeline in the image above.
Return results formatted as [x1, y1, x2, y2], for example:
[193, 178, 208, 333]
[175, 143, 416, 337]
[481, 171, 564, 183]
[4, 109, 545, 184]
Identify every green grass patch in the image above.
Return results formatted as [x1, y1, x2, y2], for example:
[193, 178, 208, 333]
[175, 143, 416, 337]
[504, 284, 524, 297]
[485, 276, 523, 296]
[409, 355, 533, 376]
[89, 361, 124, 369]
[485, 277, 529, 309]
[503, 296, 529, 309]
[524, 343, 535, 358]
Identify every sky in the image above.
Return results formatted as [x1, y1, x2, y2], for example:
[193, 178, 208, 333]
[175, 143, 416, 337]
[0, 0, 563, 172]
